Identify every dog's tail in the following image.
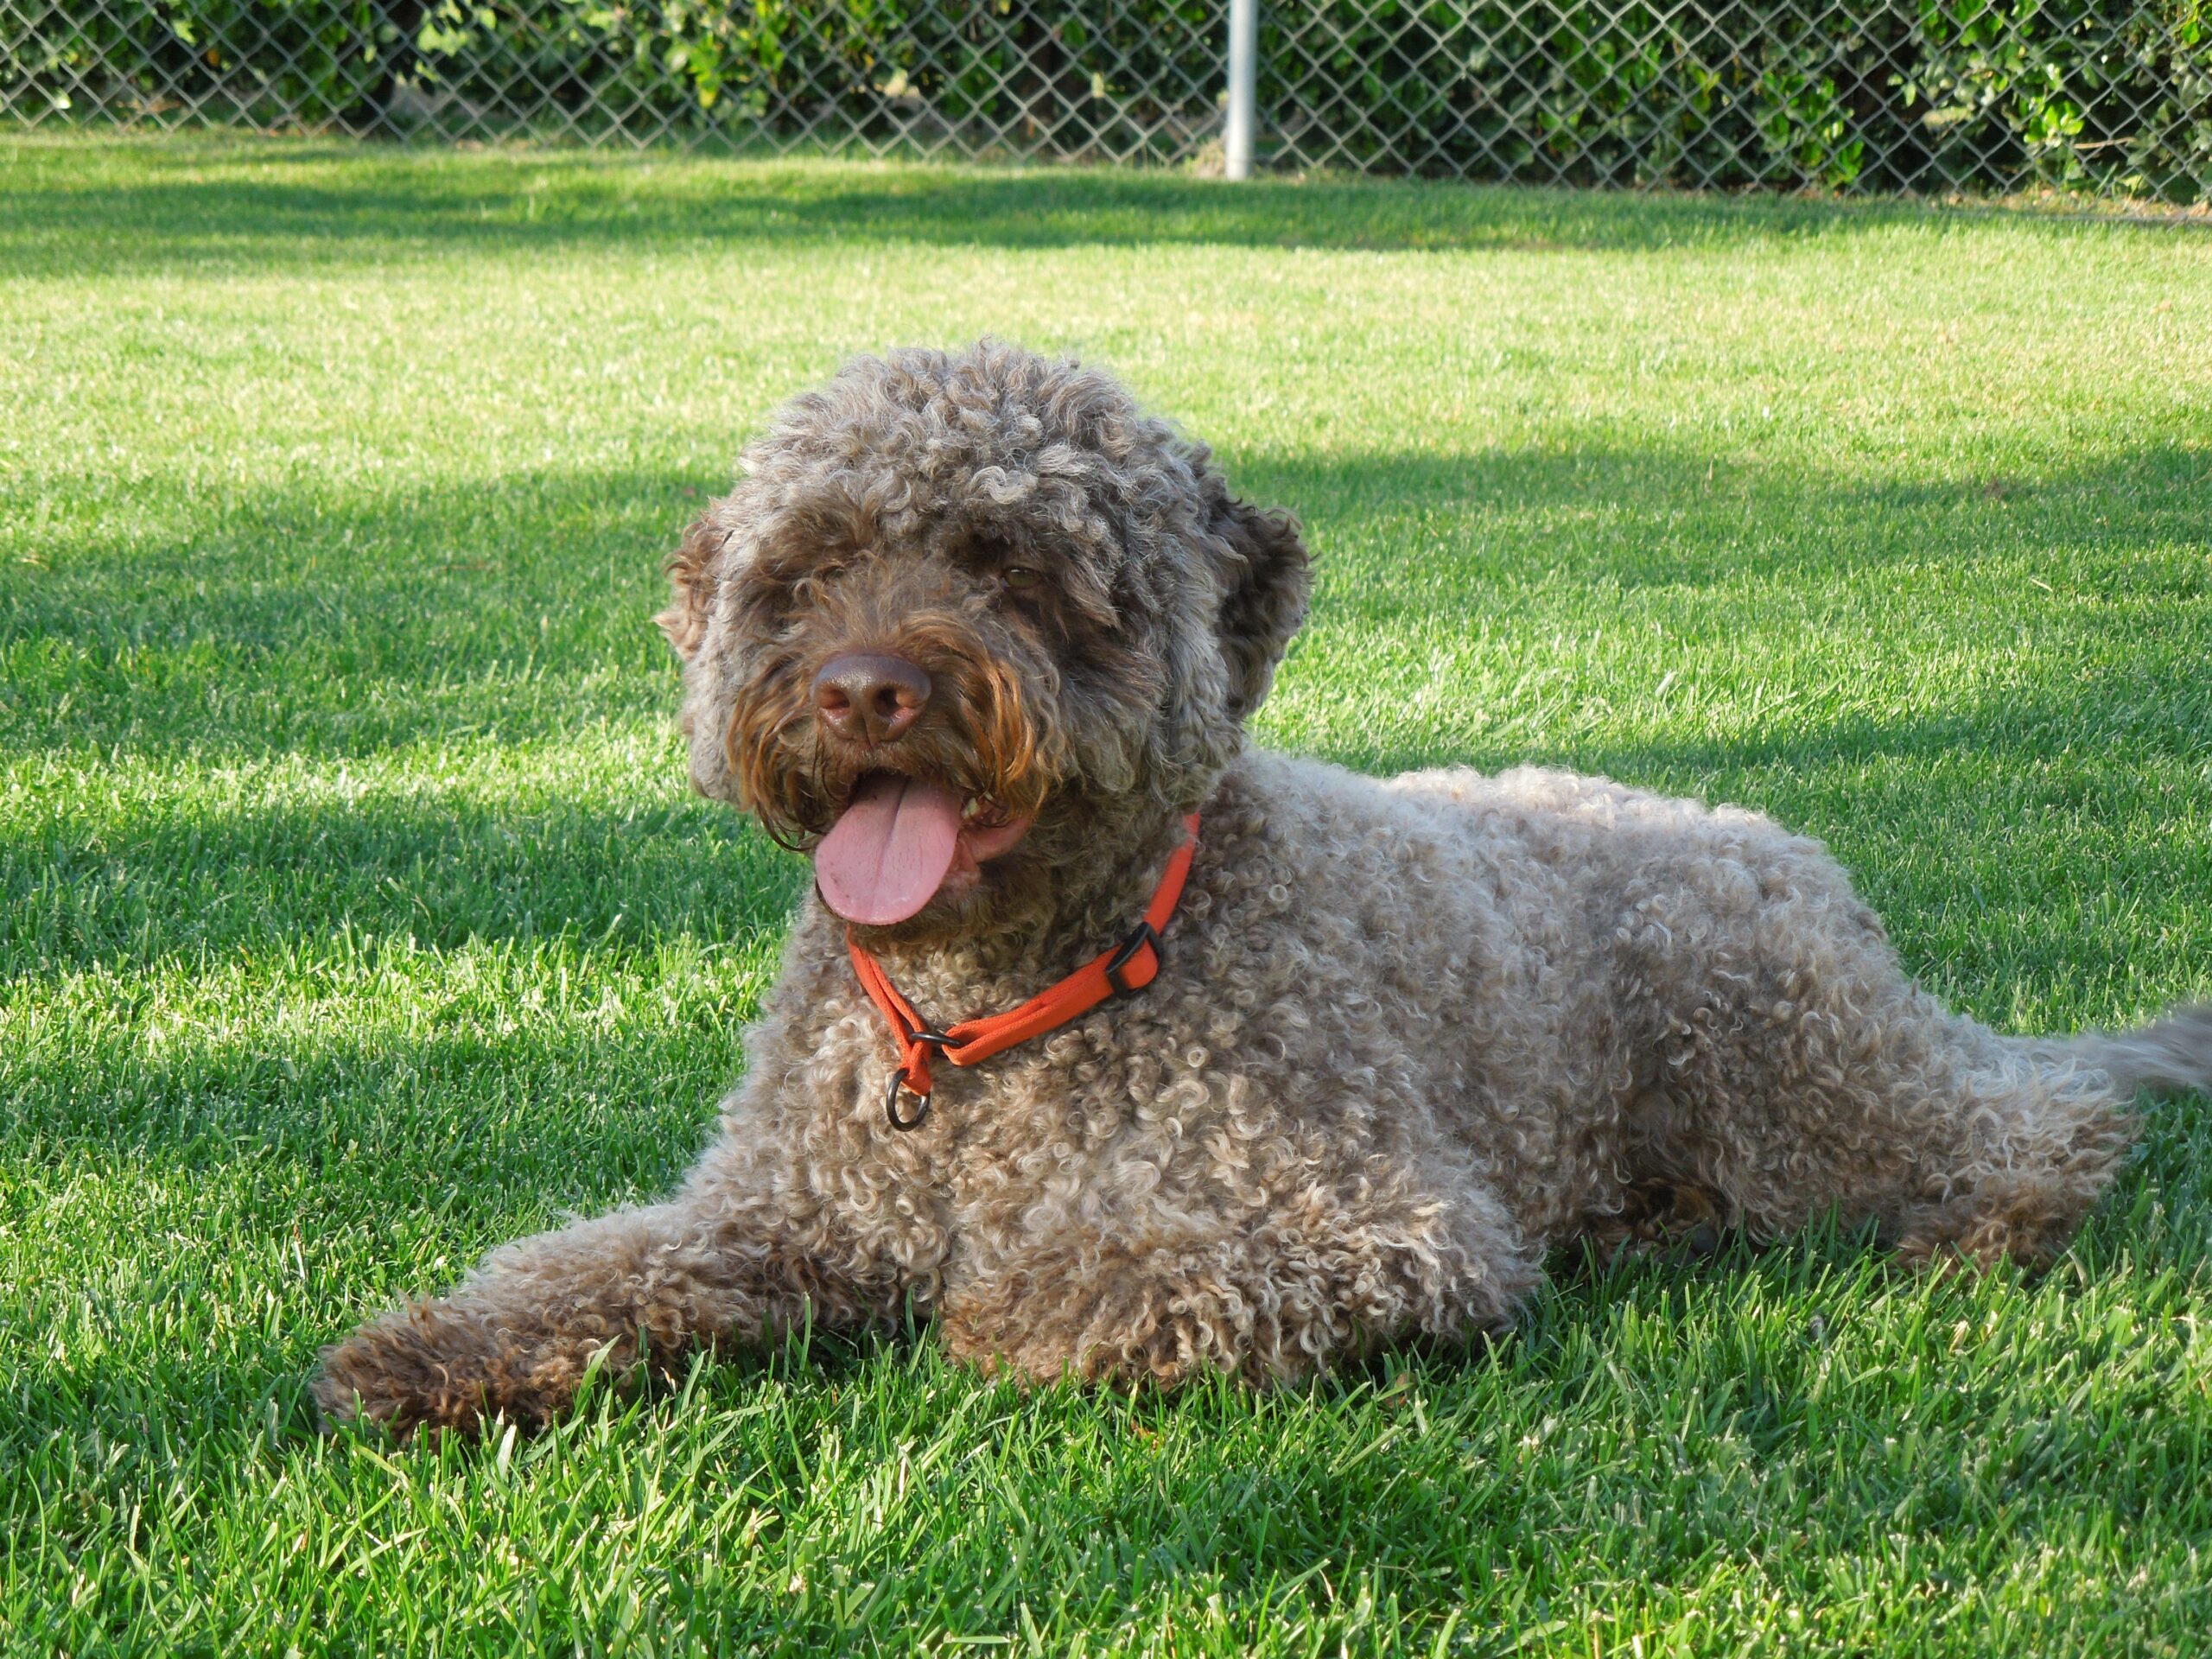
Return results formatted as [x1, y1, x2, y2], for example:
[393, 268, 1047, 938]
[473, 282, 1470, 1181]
[2040, 1003, 2212, 1100]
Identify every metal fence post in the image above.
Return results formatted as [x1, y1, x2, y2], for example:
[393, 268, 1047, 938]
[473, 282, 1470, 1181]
[1224, 0, 1256, 180]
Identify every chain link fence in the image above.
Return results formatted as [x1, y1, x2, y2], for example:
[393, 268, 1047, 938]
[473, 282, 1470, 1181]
[7, 1, 2209, 203]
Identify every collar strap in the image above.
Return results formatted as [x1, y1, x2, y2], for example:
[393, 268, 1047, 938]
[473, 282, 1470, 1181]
[847, 814, 1201, 1131]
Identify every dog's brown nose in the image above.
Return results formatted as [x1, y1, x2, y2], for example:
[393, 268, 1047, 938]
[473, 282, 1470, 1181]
[813, 652, 931, 747]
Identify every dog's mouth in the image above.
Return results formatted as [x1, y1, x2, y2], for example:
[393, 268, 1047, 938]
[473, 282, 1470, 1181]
[812, 771, 1035, 927]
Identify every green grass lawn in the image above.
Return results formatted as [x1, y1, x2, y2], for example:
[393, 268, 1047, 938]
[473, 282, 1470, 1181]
[5, 131, 2212, 1656]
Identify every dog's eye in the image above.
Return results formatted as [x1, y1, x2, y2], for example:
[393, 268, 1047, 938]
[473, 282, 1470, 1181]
[1002, 565, 1042, 594]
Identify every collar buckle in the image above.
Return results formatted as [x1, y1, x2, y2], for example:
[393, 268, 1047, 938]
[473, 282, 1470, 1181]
[1103, 920, 1163, 998]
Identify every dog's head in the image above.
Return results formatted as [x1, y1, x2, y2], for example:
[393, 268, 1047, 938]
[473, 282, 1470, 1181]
[661, 341, 1309, 942]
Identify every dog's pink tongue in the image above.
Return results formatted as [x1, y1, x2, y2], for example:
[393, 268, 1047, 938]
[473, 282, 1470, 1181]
[814, 774, 964, 926]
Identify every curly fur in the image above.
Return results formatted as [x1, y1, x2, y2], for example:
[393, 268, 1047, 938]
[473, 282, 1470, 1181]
[318, 340, 2212, 1436]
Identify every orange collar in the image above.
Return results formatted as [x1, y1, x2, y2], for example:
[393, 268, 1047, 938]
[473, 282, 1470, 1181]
[847, 814, 1201, 1129]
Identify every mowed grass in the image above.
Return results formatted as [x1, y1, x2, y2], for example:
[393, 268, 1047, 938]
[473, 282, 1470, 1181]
[4, 131, 2212, 1656]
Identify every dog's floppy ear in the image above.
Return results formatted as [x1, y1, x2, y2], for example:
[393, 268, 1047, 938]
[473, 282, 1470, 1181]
[656, 505, 728, 661]
[1206, 486, 1312, 723]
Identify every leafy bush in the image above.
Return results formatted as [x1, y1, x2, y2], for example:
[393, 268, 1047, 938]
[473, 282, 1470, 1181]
[1263, 0, 2212, 196]
[8, 0, 406, 130]
[5, 0, 2208, 200]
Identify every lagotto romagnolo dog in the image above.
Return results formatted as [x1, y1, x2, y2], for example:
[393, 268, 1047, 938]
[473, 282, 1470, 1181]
[317, 340, 2212, 1435]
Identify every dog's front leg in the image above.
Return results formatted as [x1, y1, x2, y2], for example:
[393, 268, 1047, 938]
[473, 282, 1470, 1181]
[938, 1179, 1538, 1389]
[314, 1142, 897, 1437]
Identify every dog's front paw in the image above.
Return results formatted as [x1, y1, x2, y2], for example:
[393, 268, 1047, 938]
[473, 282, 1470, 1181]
[315, 1299, 544, 1440]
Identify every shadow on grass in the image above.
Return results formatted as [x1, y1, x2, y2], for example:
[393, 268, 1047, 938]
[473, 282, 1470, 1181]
[1314, 672, 2212, 796]
[0, 132, 2118, 280]
[0, 783, 805, 977]
[7, 438, 2206, 762]
[3, 646, 2202, 988]
[11, 993, 741, 1188]
[6, 435, 2208, 990]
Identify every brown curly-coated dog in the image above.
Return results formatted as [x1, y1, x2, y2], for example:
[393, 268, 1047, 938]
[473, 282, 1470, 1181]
[318, 340, 2212, 1436]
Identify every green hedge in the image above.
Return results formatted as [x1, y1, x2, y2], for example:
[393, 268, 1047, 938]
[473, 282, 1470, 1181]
[10, 0, 406, 129]
[7, 0, 2209, 200]
[1269, 0, 2212, 196]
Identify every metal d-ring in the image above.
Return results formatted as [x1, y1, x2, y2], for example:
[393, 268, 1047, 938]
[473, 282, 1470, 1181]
[882, 1027, 953, 1131]
[883, 1067, 930, 1130]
